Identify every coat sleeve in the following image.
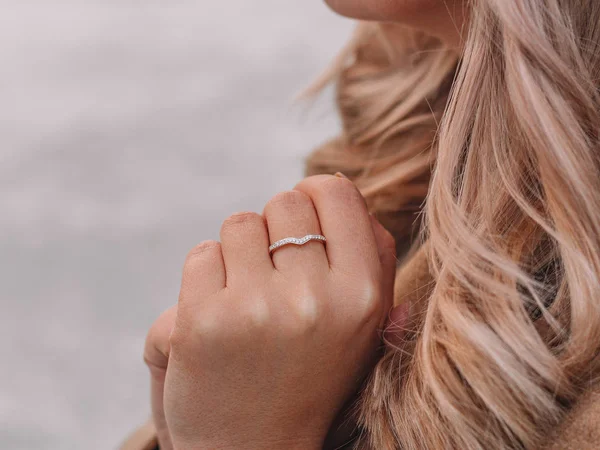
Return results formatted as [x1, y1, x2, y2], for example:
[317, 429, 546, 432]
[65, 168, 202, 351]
[542, 385, 600, 450]
[119, 419, 158, 450]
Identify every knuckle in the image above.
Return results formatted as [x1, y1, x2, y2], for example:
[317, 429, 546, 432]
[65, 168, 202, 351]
[183, 241, 222, 280]
[265, 190, 312, 213]
[351, 279, 382, 322]
[168, 309, 214, 351]
[293, 296, 320, 330]
[186, 240, 221, 262]
[285, 283, 321, 331]
[240, 297, 272, 330]
[221, 211, 262, 231]
[295, 174, 335, 190]
[320, 176, 362, 204]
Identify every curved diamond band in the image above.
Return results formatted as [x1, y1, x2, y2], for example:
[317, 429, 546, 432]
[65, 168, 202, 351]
[269, 234, 327, 255]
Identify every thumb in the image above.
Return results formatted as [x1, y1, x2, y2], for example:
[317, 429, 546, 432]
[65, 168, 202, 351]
[144, 304, 177, 450]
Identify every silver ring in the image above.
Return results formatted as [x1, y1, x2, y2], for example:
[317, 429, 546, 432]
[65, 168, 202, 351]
[269, 234, 327, 255]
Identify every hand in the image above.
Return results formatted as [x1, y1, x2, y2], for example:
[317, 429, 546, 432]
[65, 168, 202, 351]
[144, 174, 398, 449]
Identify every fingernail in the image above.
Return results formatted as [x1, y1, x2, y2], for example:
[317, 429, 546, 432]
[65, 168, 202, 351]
[334, 172, 349, 179]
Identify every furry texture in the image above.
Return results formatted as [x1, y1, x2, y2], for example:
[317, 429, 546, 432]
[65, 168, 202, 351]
[307, 1, 600, 448]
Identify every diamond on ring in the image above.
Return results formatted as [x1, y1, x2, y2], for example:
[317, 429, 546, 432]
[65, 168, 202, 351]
[269, 235, 327, 255]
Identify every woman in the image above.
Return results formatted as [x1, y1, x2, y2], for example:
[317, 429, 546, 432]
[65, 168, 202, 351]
[124, 0, 600, 448]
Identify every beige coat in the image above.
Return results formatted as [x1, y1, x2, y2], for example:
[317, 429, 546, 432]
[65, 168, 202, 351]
[122, 246, 600, 450]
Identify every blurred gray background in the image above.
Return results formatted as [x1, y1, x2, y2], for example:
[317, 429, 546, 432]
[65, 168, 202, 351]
[0, 2, 352, 448]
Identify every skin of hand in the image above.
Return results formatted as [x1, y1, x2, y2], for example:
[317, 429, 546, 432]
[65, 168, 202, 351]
[144, 174, 402, 450]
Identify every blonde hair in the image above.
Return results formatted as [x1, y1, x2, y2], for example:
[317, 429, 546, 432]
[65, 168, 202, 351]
[308, 1, 600, 448]
[306, 24, 458, 258]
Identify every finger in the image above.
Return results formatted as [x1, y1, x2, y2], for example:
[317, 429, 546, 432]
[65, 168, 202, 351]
[220, 212, 273, 285]
[179, 241, 226, 307]
[370, 214, 398, 328]
[294, 174, 380, 275]
[263, 191, 327, 272]
[144, 305, 177, 450]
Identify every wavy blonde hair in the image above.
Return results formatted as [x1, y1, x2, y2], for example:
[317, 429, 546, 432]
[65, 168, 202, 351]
[308, 1, 600, 448]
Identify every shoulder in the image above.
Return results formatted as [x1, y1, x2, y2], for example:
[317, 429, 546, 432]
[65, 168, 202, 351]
[542, 383, 600, 449]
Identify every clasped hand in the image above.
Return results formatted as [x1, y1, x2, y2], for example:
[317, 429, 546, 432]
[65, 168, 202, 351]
[144, 174, 401, 449]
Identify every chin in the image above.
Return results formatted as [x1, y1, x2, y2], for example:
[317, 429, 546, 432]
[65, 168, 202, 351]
[323, 0, 465, 45]
[325, 0, 458, 27]
[323, 0, 426, 21]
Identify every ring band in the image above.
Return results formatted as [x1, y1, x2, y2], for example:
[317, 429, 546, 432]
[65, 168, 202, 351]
[269, 234, 327, 255]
